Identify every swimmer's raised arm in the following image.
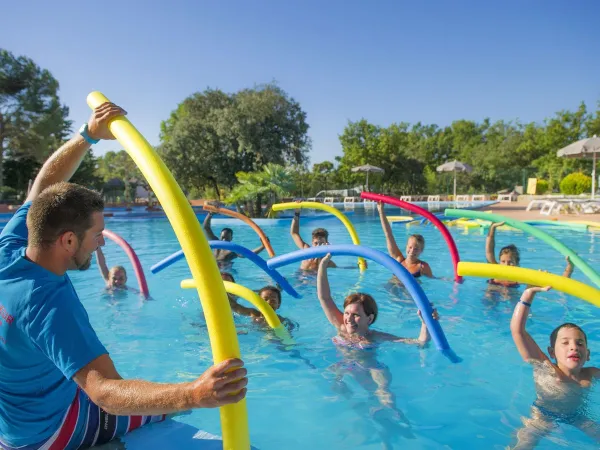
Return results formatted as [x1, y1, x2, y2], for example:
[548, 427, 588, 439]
[486, 222, 504, 264]
[228, 295, 260, 319]
[202, 209, 218, 241]
[251, 242, 265, 255]
[510, 286, 552, 363]
[317, 254, 344, 328]
[375, 306, 439, 346]
[563, 256, 574, 279]
[377, 202, 404, 261]
[291, 207, 309, 249]
[95, 248, 109, 282]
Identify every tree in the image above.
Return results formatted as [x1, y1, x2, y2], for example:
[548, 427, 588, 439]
[0, 49, 71, 186]
[159, 83, 310, 198]
[95, 150, 149, 202]
[226, 163, 295, 217]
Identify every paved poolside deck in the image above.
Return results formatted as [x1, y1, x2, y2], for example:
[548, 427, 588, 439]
[478, 201, 600, 224]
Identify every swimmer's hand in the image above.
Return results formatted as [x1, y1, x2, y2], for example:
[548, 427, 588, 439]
[377, 201, 384, 212]
[417, 303, 440, 322]
[189, 358, 247, 408]
[88, 102, 127, 141]
[320, 253, 332, 266]
[490, 221, 505, 230]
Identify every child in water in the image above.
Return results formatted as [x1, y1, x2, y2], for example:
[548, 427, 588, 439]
[486, 222, 573, 287]
[95, 248, 127, 290]
[509, 286, 600, 448]
[377, 202, 433, 278]
[221, 272, 292, 328]
[290, 206, 336, 271]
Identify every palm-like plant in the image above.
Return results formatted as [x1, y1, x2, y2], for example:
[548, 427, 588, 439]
[227, 163, 295, 217]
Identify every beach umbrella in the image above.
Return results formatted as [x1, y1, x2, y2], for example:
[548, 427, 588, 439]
[556, 136, 600, 199]
[436, 160, 472, 198]
[351, 164, 384, 191]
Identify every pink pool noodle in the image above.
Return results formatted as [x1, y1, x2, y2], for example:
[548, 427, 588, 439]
[102, 229, 150, 298]
[361, 193, 462, 282]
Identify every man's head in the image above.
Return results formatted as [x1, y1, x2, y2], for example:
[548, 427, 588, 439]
[27, 182, 105, 272]
[311, 228, 329, 247]
[220, 228, 233, 242]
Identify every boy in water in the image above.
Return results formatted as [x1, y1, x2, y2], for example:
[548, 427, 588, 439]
[509, 286, 600, 449]
[95, 247, 127, 290]
[222, 273, 292, 329]
[290, 207, 336, 271]
[203, 202, 265, 267]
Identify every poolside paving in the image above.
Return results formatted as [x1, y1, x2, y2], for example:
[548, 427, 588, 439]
[476, 201, 600, 224]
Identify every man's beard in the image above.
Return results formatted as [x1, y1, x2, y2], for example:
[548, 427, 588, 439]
[72, 253, 92, 271]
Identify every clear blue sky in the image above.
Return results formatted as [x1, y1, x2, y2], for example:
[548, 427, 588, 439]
[2, 0, 599, 164]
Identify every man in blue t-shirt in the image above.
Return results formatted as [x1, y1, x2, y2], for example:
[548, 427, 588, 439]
[0, 102, 248, 449]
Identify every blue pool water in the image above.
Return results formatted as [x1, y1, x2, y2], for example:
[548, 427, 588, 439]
[66, 206, 600, 449]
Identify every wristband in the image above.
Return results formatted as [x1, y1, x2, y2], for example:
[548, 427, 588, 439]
[294, 212, 300, 217]
[79, 124, 100, 145]
[520, 300, 532, 307]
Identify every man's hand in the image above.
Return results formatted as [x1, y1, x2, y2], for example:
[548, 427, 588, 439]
[87, 102, 127, 141]
[189, 358, 248, 408]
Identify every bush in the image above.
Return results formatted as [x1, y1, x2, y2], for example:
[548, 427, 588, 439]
[559, 173, 592, 195]
[536, 179, 549, 195]
[0, 186, 18, 201]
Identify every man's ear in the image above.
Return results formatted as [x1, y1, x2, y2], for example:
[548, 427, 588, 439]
[59, 231, 79, 254]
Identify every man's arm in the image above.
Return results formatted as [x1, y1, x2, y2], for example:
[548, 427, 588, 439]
[510, 287, 551, 363]
[95, 248, 110, 282]
[203, 212, 218, 241]
[290, 209, 309, 249]
[26, 103, 126, 203]
[74, 354, 247, 416]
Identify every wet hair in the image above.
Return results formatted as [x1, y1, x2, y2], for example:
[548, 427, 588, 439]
[343, 293, 378, 324]
[259, 285, 281, 307]
[312, 228, 329, 240]
[499, 244, 520, 265]
[408, 234, 425, 249]
[221, 228, 233, 237]
[109, 266, 127, 277]
[27, 182, 104, 249]
[221, 272, 235, 283]
[550, 323, 587, 348]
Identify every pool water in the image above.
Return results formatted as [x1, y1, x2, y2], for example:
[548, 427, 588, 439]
[69, 207, 600, 449]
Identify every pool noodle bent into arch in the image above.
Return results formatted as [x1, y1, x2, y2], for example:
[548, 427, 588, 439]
[362, 193, 462, 282]
[458, 262, 600, 307]
[445, 208, 600, 288]
[266, 244, 460, 363]
[150, 241, 301, 299]
[102, 229, 149, 298]
[271, 202, 367, 271]
[87, 92, 249, 449]
[203, 204, 276, 257]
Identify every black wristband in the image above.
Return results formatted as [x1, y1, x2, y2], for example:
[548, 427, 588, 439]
[520, 300, 532, 307]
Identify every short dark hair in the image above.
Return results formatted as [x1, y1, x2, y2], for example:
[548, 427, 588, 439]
[27, 182, 104, 249]
[344, 293, 378, 324]
[259, 285, 281, 306]
[550, 323, 587, 348]
[312, 228, 328, 240]
[221, 228, 233, 236]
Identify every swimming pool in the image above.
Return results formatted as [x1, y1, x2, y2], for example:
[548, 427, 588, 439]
[69, 206, 599, 449]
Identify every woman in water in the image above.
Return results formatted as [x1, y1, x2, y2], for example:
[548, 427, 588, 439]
[377, 202, 433, 278]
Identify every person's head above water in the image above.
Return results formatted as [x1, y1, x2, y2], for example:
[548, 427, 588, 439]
[342, 293, 378, 337]
[405, 234, 425, 260]
[548, 323, 589, 371]
[259, 285, 281, 311]
[108, 266, 127, 288]
[27, 182, 105, 274]
[311, 228, 329, 247]
[499, 244, 520, 266]
[220, 228, 233, 242]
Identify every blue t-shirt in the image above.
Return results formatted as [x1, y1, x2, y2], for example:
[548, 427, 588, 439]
[0, 203, 108, 447]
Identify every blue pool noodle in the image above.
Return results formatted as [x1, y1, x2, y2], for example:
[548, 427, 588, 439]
[150, 241, 301, 299]
[267, 244, 460, 363]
